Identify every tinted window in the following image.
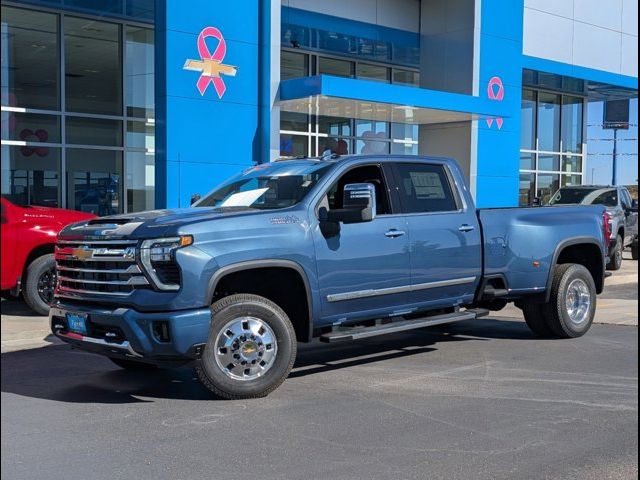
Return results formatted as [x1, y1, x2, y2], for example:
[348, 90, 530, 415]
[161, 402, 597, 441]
[394, 164, 458, 213]
[324, 165, 391, 215]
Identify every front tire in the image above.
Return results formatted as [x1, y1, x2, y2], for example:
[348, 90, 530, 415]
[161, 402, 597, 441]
[23, 254, 56, 316]
[607, 235, 623, 270]
[195, 294, 297, 400]
[542, 264, 596, 338]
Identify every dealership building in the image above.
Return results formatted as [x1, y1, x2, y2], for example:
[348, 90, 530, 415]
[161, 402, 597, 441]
[1, 0, 638, 213]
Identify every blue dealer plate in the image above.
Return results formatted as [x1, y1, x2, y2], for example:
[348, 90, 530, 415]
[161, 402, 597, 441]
[66, 312, 88, 335]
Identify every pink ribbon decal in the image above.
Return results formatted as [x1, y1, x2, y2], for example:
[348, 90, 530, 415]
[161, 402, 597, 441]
[486, 76, 504, 129]
[184, 27, 238, 98]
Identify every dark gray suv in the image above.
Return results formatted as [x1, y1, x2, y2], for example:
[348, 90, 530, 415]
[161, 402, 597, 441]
[549, 185, 638, 270]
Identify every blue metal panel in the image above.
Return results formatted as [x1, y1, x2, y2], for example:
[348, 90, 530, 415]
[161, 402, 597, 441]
[522, 55, 638, 91]
[155, 0, 274, 209]
[475, 0, 525, 208]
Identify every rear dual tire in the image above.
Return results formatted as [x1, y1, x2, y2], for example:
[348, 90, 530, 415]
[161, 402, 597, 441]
[522, 263, 596, 339]
[195, 294, 297, 400]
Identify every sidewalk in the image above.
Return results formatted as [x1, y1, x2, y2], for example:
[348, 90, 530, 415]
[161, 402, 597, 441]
[2, 253, 637, 353]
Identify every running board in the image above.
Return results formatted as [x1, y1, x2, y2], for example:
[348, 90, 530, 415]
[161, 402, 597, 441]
[319, 309, 489, 343]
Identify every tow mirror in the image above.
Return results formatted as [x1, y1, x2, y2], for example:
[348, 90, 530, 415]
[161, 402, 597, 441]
[190, 193, 201, 205]
[318, 183, 377, 238]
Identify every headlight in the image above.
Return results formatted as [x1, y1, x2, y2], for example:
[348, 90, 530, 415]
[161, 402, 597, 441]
[139, 236, 193, 291]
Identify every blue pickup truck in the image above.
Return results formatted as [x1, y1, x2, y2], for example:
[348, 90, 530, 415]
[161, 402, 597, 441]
[51, 155, 609, 399]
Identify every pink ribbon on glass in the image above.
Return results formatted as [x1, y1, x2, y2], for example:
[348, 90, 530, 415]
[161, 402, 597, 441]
[183, 27, 238, 98]
[486, 76, 505, 129]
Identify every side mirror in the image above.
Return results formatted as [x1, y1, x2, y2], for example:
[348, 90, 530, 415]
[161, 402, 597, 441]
[190, 193, 201, 206]
[630, 199, 638, 213]
[317, 183, 377, 238]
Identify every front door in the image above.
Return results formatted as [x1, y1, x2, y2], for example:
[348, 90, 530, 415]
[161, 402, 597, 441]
[389, 162, 482, 309]
[311, 164, 410, 324]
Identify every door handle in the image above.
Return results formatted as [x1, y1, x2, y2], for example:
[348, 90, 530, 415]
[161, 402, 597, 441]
[385, 229, 406, 238]
[458, 224, 475, 233]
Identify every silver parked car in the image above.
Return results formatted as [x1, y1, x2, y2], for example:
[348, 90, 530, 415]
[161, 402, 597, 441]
[549, 185, 638, 270]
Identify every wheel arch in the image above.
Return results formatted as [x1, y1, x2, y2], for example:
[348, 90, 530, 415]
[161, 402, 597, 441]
[545, 237, 605, 300]
[21, 243, 55, 284]
[206, 259, 314, 342]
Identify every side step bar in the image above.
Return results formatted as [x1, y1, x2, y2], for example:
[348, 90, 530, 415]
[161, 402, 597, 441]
[319, 308, 489, 343]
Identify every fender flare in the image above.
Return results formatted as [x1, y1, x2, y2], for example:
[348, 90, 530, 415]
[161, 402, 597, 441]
[206, 259, 315, 341]
[545, 236, 605, 301]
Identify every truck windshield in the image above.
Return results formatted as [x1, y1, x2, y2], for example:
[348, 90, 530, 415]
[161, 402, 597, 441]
[549, 187, 618, 207]
[195, 162, 331, 210]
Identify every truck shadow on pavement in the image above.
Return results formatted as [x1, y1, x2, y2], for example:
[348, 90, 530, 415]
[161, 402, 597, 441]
[1, 318, 536, 403]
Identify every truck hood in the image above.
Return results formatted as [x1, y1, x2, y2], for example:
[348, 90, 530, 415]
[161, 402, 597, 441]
[58, 207, 262, 240]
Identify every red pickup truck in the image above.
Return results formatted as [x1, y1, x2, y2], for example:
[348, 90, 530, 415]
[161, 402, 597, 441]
[1, 197, 95, 315]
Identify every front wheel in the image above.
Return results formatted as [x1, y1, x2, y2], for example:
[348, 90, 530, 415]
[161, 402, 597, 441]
[23, 254, 56, 316]
[195, 294, 297, 400]
[542, 263, 597, 338]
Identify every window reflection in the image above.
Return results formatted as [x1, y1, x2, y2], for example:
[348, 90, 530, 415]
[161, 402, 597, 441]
[1, 112, 61, 143]
[537, 92, 560, 152]
[125, 26, 154, 118]
[561, 96, 583, 153]
[126, 151, 154, 212]
[1, 145, 61, 207]
[66, 149, 122, 215]
[64, 17, 122, 115]
[0, 6, 59, 109]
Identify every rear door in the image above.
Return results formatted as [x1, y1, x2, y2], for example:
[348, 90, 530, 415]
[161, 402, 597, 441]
[389, 162, 482, 309]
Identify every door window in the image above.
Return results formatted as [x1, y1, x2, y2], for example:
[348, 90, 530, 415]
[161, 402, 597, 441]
[393, 163, 458, 213]
[321, 165, 392, 215]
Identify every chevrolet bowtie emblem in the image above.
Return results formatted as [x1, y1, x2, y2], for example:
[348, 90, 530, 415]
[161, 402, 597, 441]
[71, 247, 93, 261]
[184, 26, 237, 98]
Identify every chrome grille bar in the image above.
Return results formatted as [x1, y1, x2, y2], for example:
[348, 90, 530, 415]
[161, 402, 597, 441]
[57, 275, 149, 286]
[56, 264, 142, 274]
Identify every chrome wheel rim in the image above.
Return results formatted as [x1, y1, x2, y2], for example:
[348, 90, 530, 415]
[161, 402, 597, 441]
[214, 317, 277, 381]
[565, 278, 591, 325]
[37, 268, 56, 305]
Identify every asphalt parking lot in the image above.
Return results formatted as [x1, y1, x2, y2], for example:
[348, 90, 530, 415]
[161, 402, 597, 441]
[1, 256, 638, 480]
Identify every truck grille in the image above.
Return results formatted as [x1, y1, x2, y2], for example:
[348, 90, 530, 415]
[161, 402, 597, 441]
[55, 240, 150, 298]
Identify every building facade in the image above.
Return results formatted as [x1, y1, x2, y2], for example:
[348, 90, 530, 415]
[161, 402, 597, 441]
[1, 0, 637, 214]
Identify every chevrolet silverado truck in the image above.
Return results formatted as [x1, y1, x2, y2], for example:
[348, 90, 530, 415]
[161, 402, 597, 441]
[51, 155, 609, 399]
[548, 185, 638, 269]
[1, 196, 95, 315]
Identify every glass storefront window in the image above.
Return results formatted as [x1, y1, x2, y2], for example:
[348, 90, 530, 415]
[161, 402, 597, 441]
[1, 7, 60, 110]
[126, 120, 154, 150]
[561, 174, 582, 187]
[319, 116, 351, 136]
[537, 92, 560, 152]
[519, 173, 535, 206]
[280, 111, 309, 132]
[281, 51, 309, 81]
[319, 137, 350, 155]
[126, 151, 154, 213]
[1, 145, 61, 207]
[391, 123, 418, 142]
[519, 153, 535, 170]
[66, 117, 123, 146]
[1, 112, 61, 143]
[538, 153, 560, 171]
[537, 173, 560, 205]
[562, 155, 582, 173]
[393, 69, 419, 87]
[521, 89, 536, 150]
[561, 95, 583, 153]
[318, 57, 354, 78]
[66, 149, 122, 215]
[64, 17, 122, 115]
[279, 134, 308, 157]
[391, 142, 418, 155]
[357, 63, 389, 83]
[356, 137, 389, 154]
[356, 120, 388, 137]
[125, 26, 154, 118]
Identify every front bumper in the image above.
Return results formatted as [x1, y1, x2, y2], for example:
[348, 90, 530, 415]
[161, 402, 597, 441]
[50, 302, 211, 365]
